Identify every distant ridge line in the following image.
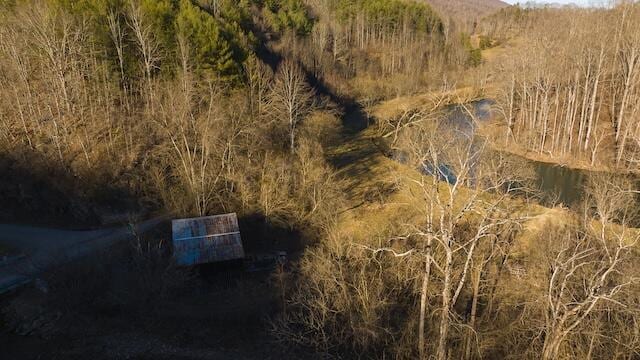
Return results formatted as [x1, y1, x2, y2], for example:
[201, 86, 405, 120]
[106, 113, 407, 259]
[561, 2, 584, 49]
[419, 0, 510, 23]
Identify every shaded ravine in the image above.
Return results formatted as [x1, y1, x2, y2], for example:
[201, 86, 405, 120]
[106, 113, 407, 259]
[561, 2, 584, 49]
[300, 62, 370, 134]
[251, 28, 370, 135]
[257, 45, 374, 174]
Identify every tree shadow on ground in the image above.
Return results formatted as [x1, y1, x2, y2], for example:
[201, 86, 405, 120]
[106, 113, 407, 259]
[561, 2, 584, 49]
[0, 149, 144, 229]
[197, 212, 306, 284]
[0, 219, 297, 359]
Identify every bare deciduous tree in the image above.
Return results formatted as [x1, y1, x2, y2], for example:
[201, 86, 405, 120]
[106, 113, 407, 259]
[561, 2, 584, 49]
[367, 103, 528, 359]
[128, 0, 162, 112]
[541, 227, 637, 360]
[269, 59, 315, 154]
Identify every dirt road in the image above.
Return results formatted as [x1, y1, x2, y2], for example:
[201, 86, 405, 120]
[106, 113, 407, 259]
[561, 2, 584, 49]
[0, 217, 166, 294]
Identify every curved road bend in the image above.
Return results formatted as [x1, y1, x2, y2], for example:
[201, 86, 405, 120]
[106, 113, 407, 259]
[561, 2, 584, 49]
[0, 217, 167, 294]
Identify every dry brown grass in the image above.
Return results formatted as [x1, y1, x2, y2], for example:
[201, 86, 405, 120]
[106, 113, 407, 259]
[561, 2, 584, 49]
[326, 94, 553, 249]
[480, 37, 524, 64]
[477, 121, 636, 175]
[370, 87, 480, 122]
[329, 88, 635, 253]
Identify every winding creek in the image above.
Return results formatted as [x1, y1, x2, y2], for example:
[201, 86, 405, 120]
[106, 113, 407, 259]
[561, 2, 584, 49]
[445, 99, 633, 208]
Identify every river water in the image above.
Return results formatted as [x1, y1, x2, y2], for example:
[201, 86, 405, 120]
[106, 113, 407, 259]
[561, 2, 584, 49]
[447, 100, 595, 207]
[392, 98, 631, 207]
[533, 161, 588, 206]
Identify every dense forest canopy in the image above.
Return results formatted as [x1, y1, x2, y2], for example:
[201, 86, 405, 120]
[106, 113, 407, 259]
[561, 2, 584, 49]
[46, 0, 255, 81]
[263, 0, 315, 34]
[331, 0, 443, 34]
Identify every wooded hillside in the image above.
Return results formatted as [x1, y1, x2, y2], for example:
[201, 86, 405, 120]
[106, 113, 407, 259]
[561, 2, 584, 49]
[478, 3, 640, 171]
[1, 1, 639, 360]
[423, 0, 509, 30]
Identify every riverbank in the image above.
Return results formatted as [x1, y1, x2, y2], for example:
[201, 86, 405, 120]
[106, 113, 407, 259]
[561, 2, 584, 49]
[363, 91, 640, 228]
[330, 95, 556, 245]
[476, 120, 639, 175]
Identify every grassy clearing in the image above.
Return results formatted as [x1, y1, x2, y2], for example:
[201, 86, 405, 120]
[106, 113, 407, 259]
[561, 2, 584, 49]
[324, 92, 566, 250]
[365, 89, 640, 248]
[370, 87, 481, 121]
[480, 38, 518, 64]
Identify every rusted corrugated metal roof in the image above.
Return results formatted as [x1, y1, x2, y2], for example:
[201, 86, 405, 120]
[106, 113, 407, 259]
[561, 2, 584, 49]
[172, 213, 244, 266]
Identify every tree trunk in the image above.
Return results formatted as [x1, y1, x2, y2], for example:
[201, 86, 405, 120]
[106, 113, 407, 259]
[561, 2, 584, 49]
[464, 267, 482, 360]
[419, 245, 433, 359]
[436, 247, 453, 360]
[542, 330, 563, 360]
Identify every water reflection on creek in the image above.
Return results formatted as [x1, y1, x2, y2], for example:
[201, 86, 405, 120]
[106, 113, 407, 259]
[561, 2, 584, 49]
[415, 99, 631, 207]
[533, 161, 586, 206]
